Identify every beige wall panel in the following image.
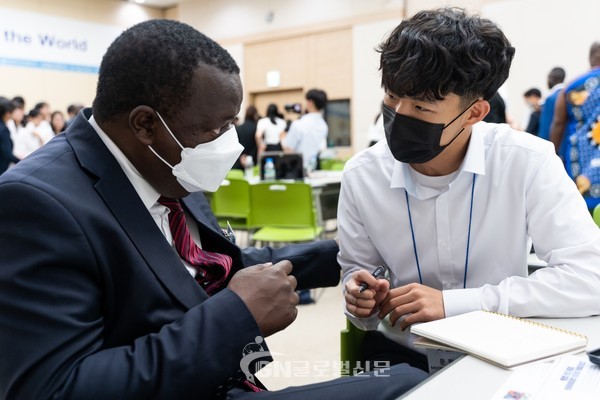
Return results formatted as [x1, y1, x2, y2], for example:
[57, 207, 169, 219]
[307, 29, 352, 100]
[244, 37, 309, 93]
[0, 66, 96, 114]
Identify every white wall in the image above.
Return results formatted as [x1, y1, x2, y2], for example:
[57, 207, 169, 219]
[482, 0, 599, 126]
[221, 42, 246, 117]
[352, 18, 401, 150]
[177, 0, 405, 41]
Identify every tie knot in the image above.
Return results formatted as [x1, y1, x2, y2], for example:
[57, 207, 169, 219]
[158, 196, 183, 212]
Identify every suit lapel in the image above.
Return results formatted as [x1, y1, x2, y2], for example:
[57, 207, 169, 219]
[67, 110, 207, 309]
[182, 194, 245, 275]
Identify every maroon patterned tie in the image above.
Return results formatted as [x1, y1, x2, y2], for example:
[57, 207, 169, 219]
[159, 197, 263, 392]
[158, 196, 232, 295]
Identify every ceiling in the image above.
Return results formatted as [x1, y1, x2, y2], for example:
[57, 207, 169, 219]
[127, 0, 182, 9]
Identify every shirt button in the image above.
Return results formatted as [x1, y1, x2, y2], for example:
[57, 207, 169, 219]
[440, 242, 448, 249]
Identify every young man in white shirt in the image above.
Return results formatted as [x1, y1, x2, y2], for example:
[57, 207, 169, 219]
[282, 89, 328, 171]
[339, 7, 600, 372]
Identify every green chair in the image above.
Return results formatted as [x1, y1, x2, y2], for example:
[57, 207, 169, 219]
[248, 182, 323, 244]
[320, 159, 346, 171]
[211, 178, 251, 231]
[593, 204, 600, 227]
[226, 169, 244, 179]
[340, 319, 366, 376]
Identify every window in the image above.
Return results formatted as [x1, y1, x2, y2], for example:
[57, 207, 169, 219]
[324, 99, 351, 147]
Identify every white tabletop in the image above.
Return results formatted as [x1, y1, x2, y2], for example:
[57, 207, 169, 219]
[399, 315, 600, 399]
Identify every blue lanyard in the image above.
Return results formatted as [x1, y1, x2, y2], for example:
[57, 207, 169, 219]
[405, 174, 476, 288]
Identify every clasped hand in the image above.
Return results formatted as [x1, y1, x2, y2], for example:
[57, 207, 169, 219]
[228, 261, 298, 337]
[345, 271, 445, 330]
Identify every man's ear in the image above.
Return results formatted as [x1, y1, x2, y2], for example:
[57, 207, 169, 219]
[129, 106, 158, 146]
[465, 99, 490, 125]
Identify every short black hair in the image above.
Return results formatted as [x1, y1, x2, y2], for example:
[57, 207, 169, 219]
[11, 96, 25, 109]
[306, 89, 328, 110]
[27, 108, 41, 119]
[590, 41, 600, 67]
[524, 88, 541, 98]
[548, 67, 566, 88]
[378, 7, 515, 104]
[34, 102, 48, 110]
[67, 104, 83, 114]
[0, 97, 15, 117]
[92, 19, 240, 123]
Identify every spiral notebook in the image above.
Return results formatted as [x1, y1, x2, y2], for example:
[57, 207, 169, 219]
[411, 310, 588, 369]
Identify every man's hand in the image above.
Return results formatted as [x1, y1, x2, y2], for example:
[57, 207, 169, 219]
[228, 261, 298, 337]
[378, 283, 444, 330]
[344, 270, 390, 318]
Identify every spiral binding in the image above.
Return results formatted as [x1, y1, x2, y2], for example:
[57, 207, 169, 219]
[482, 310, 588, 340]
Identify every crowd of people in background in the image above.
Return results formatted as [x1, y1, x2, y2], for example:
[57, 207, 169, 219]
[3, 41, 600, 214]
[0, 95, 84, 173]
[234, 88, 329, 175]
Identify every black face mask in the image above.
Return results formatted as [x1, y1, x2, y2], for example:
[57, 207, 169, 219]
[382, 100, 476, 164]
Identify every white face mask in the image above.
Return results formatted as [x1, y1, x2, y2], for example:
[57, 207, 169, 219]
[149, 111, 243, 193]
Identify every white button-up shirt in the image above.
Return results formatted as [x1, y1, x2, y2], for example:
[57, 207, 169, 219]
[338, 121, 600, 349]
[89, 115, 200, 277]
[283, 112, 328, 169]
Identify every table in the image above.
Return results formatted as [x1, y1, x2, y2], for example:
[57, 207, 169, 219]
[399, 315, 600, 399]
[305, 170, 343, 224]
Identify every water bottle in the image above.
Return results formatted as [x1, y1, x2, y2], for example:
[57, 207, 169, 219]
[244, 156, 254, 180]
[264, 157, 276, 181]
[307, 155, 318, 174]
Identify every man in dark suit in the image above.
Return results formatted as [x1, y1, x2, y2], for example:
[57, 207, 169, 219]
[0, 20, 425, 399]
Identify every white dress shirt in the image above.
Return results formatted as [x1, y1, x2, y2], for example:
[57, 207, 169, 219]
[338, 121, 600, 350]
[283, 112, 328, 169]
[89, 115, 199, 277]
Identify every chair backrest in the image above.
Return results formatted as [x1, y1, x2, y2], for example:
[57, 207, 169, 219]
[226, 169, 244, 179]
[212, 178, 250, 220]
[593, 204, 600, 228]
[320, 159, 346, 171]
[248, 182, 316, 228]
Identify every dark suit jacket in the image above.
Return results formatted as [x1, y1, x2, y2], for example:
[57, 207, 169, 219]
[0, 109, 340, 400]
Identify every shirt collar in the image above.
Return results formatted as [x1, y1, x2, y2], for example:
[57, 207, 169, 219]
[88, 115, 161, 210]
[390, 124, 486, 199]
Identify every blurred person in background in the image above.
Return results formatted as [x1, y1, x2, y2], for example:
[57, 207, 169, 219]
[538, 67, 566, 141]
[234, 104, 260, 171]
[14, 108, 49, 158]
[50, 110, 66, 135]
[256, 103, 286, 156]
[65, 103, 84, 130]
[282, 89, 329, 171]
[551, 43, 600, 162]
[523, 88, 542, 135]
[0, 97, 20, 173]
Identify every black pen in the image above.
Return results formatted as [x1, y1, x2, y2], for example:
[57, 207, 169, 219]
[358, 266, 386, 293]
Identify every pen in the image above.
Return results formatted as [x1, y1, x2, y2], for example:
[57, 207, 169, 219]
[226, 221, 236, 244]
[358, 266, 385, 293]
